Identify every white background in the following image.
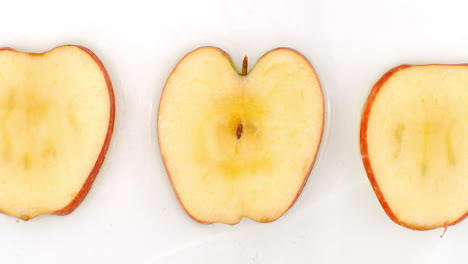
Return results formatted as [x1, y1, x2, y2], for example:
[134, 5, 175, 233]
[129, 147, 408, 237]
[0, 0, 467, 263]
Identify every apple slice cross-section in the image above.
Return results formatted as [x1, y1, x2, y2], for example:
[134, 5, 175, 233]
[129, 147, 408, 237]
[0, 45, 115, 220]
[158, 47, 325, 224]
[361, 65, 468, 230]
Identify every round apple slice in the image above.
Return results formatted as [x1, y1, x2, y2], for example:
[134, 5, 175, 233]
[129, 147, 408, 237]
[361, 65, 468, 230]
[158, 47, 324, 224]
[0, 45, 115, 220]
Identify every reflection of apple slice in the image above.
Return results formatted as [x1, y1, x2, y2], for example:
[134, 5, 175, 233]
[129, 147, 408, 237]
[0, 45, 115, 220]
[158, 47, 324, 224]
[361, 65, 468, 230]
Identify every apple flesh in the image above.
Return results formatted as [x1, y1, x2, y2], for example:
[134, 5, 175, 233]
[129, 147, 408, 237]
[158, 47, 324, 224]
[0, 45, 115, 220]
[361, 65, 468, 230]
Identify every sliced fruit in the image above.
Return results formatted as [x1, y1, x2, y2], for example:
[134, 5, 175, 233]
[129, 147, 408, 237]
[158, 47, 324, 224]
[361, 65, 468, 230]
[0, 45, 115, 220]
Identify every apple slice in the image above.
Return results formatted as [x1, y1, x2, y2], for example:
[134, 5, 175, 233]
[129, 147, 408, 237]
[0, 45, 115, 220]
[361, 65, 468, 230]
[158, 47, 324, 224]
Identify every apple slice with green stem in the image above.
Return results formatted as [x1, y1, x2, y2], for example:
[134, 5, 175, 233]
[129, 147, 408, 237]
[361, 65, 468, 231]
[158, 47, 324, 224]
[0, 45, 115, 220]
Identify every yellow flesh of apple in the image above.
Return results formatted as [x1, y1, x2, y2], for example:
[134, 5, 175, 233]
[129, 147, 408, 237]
[159, 48, 323, 224]
[367, 65, 468, 228]
[0, 46, 110, 220]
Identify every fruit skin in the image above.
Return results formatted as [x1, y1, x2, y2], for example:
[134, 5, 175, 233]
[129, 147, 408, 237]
[0, 45, 115, 220]
[360, 64, 468, 231]
[158, 47, 324, 224]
